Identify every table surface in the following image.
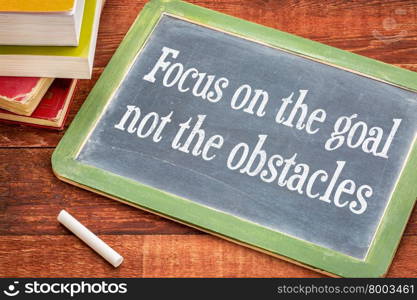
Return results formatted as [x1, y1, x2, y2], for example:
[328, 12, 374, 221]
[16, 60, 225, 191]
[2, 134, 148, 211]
[1, 0, 416, 278]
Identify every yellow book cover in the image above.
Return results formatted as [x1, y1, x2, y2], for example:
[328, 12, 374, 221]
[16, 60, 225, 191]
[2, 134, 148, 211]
[0, 0, 75, 12]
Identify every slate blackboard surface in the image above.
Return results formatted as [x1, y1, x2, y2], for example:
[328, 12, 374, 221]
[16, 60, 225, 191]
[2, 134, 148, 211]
[76, 15, 417, 260]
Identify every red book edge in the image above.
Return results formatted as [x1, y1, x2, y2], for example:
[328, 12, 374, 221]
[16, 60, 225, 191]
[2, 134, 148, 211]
[0, 79, 77, 130]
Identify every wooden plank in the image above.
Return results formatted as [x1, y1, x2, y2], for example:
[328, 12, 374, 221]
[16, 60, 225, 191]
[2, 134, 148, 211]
[0, 234, 416, 277]
[93, 0, 417, 67]
[104, 0, 407, 68]
[0, 234, 327, 277]
[0, 148, 198, 235]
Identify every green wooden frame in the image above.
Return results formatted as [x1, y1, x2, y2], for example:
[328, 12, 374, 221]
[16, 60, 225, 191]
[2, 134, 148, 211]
[52, 0, 417, 277]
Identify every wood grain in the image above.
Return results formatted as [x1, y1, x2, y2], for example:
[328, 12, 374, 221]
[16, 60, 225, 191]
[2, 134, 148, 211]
[0, 149, 197, 236]
[0, 235, 415, 277]
[0, 0, 416, 277]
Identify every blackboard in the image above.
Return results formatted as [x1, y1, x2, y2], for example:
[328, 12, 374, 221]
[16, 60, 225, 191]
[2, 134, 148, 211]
[53, 0, 417, 277]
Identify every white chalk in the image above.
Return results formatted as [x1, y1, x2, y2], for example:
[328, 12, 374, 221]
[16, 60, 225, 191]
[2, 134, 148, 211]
[57, 210, 123, 268]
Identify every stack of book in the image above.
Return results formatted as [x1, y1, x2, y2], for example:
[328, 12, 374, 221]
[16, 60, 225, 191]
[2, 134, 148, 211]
[0, 0, 103, 130]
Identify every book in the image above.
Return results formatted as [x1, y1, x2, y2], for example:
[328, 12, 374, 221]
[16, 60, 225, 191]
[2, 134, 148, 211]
[0, 0, 103, 79]
[52, 0, 417, 277]
[0, 0, 85, 46]
[0, 79, 77, 130]
[0, 77, 54, 116]
[0, 0, 76, 12]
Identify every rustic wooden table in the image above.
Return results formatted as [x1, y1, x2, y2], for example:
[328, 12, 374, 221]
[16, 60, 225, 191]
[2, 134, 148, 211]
[1, 0, 416, 277]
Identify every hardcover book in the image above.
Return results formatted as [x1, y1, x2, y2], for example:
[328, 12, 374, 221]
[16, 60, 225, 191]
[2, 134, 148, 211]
[0, 79, 77, 130]
[0, 77, 54, 116]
